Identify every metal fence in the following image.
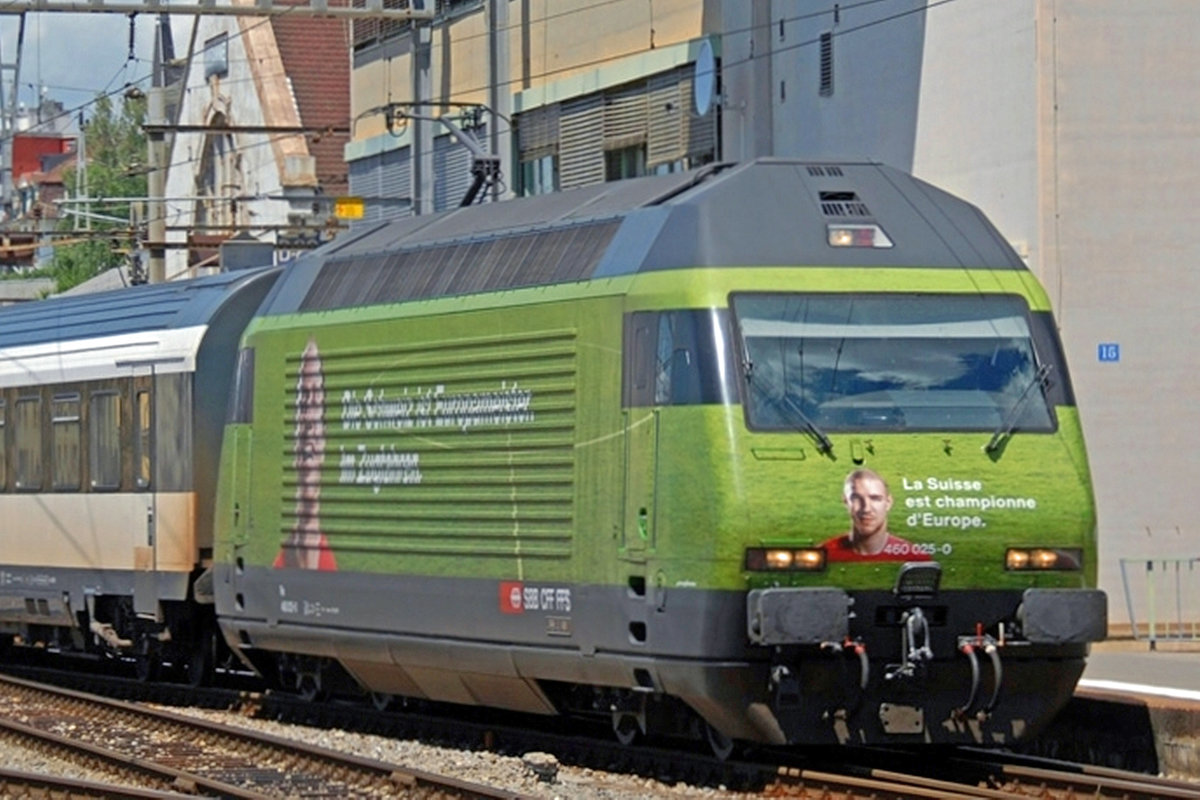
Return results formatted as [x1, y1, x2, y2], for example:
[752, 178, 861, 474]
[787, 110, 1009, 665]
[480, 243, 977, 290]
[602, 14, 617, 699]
[1119, 557, 1200, 649]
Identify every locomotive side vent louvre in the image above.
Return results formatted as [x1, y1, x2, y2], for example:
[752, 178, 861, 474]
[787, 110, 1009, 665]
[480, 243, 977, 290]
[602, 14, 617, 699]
[818, 190, 871, 218]
[278, 330, 578, 562]
[301, 221, 621, 312]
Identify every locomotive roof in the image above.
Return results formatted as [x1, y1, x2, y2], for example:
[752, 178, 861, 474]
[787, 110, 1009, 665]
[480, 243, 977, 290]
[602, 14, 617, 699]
[0, 267, 273, 350]
[264, 158, 1027, 315]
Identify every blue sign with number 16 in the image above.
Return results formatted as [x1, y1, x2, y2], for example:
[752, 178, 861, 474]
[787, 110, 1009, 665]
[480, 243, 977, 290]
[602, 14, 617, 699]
[1098, 343, 1120, 362]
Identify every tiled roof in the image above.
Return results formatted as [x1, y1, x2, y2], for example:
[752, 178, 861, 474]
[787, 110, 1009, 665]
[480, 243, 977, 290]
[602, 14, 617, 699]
[271, 0, 351, 197]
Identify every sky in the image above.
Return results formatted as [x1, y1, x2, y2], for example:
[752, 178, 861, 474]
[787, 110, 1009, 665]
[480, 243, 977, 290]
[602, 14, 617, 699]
[3, 12, 195, 128]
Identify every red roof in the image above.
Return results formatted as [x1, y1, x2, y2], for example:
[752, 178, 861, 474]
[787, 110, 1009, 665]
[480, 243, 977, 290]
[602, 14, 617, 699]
[270, 0, 351, 196]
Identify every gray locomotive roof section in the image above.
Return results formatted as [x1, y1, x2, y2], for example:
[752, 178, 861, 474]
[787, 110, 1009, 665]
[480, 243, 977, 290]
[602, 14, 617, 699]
[0, 267, 274, 350]
[259, 169, 708, 313]
[259, 159, 1024, 315]
[595, 159, 1023, 275]
[320, 168, 704, 257]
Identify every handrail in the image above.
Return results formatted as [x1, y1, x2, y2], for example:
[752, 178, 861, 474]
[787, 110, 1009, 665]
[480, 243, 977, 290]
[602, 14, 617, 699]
[1119, 557, 1200, 650]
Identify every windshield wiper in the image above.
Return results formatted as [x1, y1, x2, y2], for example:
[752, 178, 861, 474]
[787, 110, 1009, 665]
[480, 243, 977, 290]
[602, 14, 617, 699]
[776, 390, 834, 455]
[985, 363, 1052, 454]
[740, 343, 833, 455]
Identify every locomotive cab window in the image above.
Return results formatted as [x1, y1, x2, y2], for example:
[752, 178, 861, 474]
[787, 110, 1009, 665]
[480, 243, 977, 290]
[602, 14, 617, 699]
[624, 309, 739, 407]
[731, 293, 1057, 433]
[89, 392, 122, 491]
[52, 393, 82, 491]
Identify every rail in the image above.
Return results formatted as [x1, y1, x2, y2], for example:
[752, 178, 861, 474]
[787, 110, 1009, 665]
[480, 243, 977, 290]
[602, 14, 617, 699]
[1119, 557, 1200, 649]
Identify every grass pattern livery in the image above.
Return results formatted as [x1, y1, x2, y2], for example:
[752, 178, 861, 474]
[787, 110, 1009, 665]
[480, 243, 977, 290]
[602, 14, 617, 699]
[0, 160, 1104, 752]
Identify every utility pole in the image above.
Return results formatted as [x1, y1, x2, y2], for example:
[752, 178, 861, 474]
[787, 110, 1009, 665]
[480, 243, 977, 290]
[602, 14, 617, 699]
[74, 118, 89, 231]
[146, 85, 167, 284]
[0, 14, 25, 219]
[412, 21, 434, 216]
[488, 0, 512, 202]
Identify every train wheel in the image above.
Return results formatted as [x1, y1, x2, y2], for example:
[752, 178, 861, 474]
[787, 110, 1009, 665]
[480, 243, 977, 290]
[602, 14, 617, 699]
[134, 638, 160, 683]
[612, 712, 641, 746]
[705, 723, 735, 761]
[183, 629, 216, 688]
[298, 674, 323, 702]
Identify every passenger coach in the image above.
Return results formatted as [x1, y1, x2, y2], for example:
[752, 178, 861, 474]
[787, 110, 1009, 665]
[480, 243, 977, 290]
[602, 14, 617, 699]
[0, 269, 276, 679]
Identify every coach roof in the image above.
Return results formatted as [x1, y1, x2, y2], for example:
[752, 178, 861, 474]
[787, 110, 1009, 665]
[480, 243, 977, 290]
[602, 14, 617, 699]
[0, 267, 273, 350]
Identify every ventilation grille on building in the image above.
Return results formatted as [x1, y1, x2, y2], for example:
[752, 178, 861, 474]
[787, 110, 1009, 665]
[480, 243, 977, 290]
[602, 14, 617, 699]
[818, 190, 870, 217]
[806, 165, 845, 178]
[300, 221, 621, 311]
[819, 32, 834, 97]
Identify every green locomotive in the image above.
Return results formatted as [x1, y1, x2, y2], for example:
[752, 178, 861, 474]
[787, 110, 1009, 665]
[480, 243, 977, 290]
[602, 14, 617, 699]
[213, 159, 1105, 748]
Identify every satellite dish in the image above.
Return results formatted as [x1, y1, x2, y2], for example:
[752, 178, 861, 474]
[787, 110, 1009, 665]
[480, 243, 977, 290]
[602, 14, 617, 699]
[693, 39, 715, 117]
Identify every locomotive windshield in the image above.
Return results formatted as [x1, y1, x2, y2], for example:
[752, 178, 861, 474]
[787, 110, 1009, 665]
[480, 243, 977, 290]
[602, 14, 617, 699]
[731, 293, 1056, 433]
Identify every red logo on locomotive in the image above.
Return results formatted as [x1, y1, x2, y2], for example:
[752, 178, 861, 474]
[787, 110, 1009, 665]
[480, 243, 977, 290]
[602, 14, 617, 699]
[499, 581, 524, 614]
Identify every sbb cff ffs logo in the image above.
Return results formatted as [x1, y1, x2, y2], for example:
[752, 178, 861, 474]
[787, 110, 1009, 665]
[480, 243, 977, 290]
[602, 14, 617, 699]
[499, 582, 572, 614]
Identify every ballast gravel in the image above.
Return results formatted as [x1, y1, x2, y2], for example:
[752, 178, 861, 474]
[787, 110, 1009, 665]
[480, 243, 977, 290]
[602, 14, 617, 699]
[0, 704, 759, 798]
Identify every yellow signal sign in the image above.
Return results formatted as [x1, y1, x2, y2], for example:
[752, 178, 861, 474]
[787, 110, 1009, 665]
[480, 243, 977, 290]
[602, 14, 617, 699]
[334, 196, 365, 220]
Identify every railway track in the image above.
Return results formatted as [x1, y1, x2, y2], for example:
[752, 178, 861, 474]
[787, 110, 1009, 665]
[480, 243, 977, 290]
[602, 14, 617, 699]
[0, 673, 532, 799]
[3, 662, 1199, 799]
[762, 746, 1200, 799]
[0, 767, 199, 798]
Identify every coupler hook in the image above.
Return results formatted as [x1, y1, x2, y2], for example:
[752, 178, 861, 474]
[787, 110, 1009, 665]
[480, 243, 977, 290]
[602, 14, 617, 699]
[886, 607, 933, 682]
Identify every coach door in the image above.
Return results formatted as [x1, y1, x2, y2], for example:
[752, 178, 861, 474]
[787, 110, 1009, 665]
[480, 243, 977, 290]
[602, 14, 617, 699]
[226, 423, 253, 582]
[622, 408, 658, 562]
[131, 374, 158, 617]
[621, 313, 661, 562]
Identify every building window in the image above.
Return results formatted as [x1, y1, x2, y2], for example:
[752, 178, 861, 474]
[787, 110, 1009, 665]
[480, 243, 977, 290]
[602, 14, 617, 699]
[136, 390, 152, 489]
[14, 396, 41, 491]
[52, 393, 81, 491]
[204, 33, 229, 80]
[196, 114, 243, 231]
[90, 392, 122, 491]
[605, 145, 646, 182]
[520, 154, 558, 197]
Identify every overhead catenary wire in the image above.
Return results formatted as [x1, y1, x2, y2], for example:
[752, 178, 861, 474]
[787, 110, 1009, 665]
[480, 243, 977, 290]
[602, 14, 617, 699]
[10, 0, 970, 241]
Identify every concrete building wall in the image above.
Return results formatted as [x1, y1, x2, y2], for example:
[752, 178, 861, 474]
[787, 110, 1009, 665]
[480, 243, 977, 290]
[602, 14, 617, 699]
[772, 0, 927, 168]
[904, 1, 1200, 623]
[1037, 2, 1200, 608]
[911, 0, 1039, 265]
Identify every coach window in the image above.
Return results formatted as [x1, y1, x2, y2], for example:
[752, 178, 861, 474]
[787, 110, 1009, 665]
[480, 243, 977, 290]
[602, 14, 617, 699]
[0, 399, 6, 490]
[52, 393, 82, 491]
[135, 390, 152, 489]
[14, 396, 42, 490]
[89, 392, 121, 490]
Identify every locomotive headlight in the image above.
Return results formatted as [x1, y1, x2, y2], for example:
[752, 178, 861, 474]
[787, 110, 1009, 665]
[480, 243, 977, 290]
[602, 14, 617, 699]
[1005, 547, 1083, 571]
[765, 549, 794, 569]
[745, 547, 826, 572]
[827, 223, 894, 248]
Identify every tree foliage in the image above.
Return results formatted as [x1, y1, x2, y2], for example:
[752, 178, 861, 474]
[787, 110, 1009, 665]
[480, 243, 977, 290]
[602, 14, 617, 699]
[52, 92, 147, 292]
